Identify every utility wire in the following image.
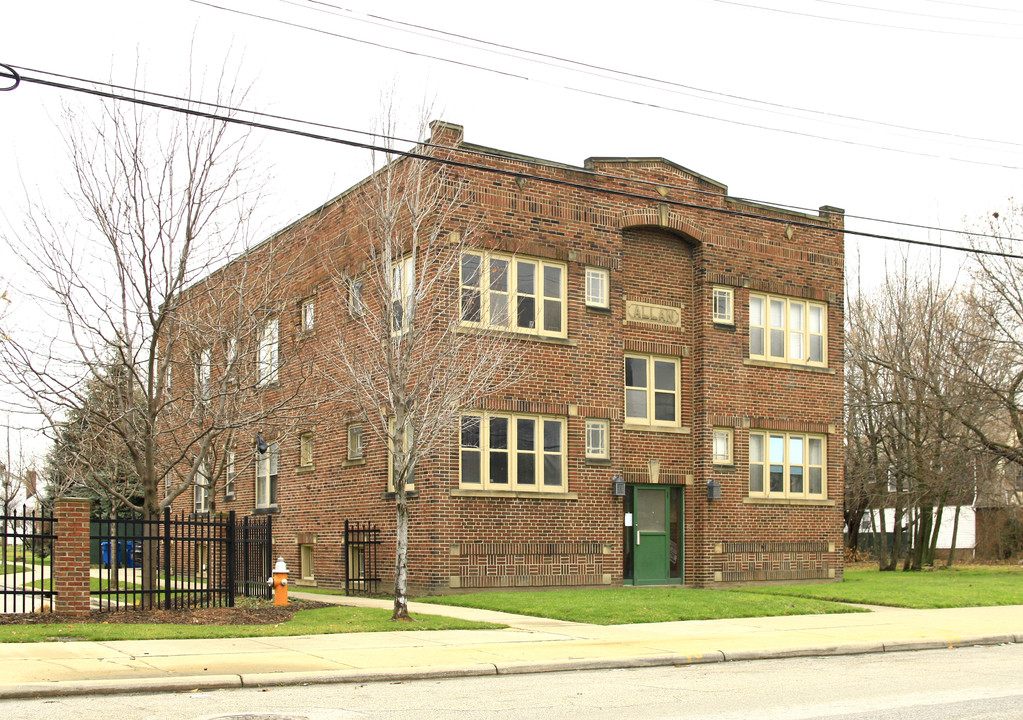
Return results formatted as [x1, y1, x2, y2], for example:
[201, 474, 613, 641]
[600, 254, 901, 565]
[3, 65, 1022, 260]
[289, 0, 1023, 149]
[190, 0, 1023, 168]
[10, 63, 1019, 244]
[922, 0, 1023, 12]
[815, 0, 1023, 25]
[712, 0, 1023, 39]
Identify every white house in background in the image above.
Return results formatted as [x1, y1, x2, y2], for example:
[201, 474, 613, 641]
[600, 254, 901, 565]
[860, 507, 976, 555]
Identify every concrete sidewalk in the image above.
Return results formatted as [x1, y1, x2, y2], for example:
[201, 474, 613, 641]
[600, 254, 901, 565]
[2, 591, 1021, 699]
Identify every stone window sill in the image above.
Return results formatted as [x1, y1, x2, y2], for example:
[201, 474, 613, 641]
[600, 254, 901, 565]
[743, 358, 835, 374]
[253, 506, 280, 515]
[343, 458, 366, 467]
[623, 423, 691, 435]
[743, 497, 836, 507]
[585, 457, 613, 466]
[454, 325, 578, 347]
[450, 489, 579, 500]
[380, 490, 419, 500]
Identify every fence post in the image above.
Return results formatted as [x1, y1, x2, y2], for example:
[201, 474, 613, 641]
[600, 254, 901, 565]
[265, 514, 273, 590]
[226, 511, 236, 607]
[163, 507, 172, 610]
[53, 498, 92, 615]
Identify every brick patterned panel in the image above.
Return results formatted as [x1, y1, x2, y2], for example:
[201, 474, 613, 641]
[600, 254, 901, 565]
[715, 540, 832, 583]
[452, 542, 607, 589]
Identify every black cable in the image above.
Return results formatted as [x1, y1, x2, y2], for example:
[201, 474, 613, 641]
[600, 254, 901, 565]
[815, 0, 1023, 25]
[4, 65, 1022, 260]
[712, 0, 1023, 39]
[288, 0, 1023, 149]
[190, 1, 1023, 169]
[0, 64, 20, 92]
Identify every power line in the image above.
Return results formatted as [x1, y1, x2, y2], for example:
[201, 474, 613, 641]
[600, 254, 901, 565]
[288, 0, 1023, 150]
[921, 0, 1023, 13]
[189, 0, 1023, 169]
[3, 64, 1022, 261]
[712, 0, 1023, 39]
[815, 0, 1023, 25]
[10, 63, 1018, 244]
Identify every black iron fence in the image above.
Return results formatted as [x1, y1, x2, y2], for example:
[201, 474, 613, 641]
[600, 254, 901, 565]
[236, 514, 273, 601]
[90, 509, 272, 612]
[344, 520, 381, 595]
[0, 508, 55, 613]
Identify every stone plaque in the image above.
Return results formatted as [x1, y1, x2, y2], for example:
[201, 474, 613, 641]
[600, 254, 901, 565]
[625, 300, 682, 328]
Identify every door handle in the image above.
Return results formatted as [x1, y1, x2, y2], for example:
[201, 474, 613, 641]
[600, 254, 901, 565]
[636, 530, 641, 546]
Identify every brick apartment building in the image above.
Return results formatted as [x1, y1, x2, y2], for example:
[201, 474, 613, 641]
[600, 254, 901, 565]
[177, 121, 845, 594]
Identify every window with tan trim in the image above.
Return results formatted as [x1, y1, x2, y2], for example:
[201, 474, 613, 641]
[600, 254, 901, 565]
[585, 267, 610, 309]
[347, 423, 363, 460]
[256, 442, 279, 508]
[749, 293, 827, 366]
[712, 427, 733, 465]
[712, 287, 734, 325]
[749, 430, 826, 499]
[392, 257, 415, 333]
[224, 450, 236, 499]
[585, 419, 610, 459]
[625, 354, 680, 426]
[460, 251, 567, 338]
[299, 432, 313, 468]
[460, 412, 566, 492]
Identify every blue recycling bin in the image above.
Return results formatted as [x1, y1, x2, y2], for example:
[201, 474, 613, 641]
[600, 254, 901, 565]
[101, 541, 136, 568]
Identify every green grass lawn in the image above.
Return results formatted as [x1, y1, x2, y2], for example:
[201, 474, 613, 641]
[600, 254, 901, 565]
[1, 564, 25, 574]
[746, 566, 1023, 609]
[0, 605, 504, 643]
[418, 586, 863, 625]
[28, 577, 141, 592]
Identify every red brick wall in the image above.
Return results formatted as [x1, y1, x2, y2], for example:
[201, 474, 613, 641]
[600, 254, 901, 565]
[53, 498, 92, 615]
[171, 122, 845, 595]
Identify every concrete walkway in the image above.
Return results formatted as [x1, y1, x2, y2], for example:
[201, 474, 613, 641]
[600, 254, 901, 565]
[1, 590, 1021, 699]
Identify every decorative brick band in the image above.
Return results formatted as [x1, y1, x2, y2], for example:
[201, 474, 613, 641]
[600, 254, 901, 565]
[478, 398, 571, 416]
[623, 339, 688, 357]
[748, 418, 835, 434]
[713, 539, 836, 584]
[450, 541, 610, 589]
[719, 541, 830, 554]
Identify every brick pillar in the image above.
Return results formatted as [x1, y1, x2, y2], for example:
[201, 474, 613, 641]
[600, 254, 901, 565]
[53, 498, 92, 615]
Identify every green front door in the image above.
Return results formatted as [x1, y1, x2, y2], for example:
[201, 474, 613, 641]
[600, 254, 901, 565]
[633, 486, 670, 584]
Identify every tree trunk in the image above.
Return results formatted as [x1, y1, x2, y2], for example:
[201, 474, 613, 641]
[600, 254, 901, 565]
[947, 504, 962, 567]
[392, 489, 410, 620]
[927, 502, 945, 567]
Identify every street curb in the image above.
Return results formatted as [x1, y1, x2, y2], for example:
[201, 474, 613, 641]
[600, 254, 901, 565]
[5, 634, 1017, 699]
[0, 674, 242, 700]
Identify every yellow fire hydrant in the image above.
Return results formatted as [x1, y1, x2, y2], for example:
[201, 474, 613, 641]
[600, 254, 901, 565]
[267, 557, 289, 606]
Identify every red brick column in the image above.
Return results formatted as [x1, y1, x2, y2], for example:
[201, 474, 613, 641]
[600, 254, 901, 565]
[53, 498, 92, 615]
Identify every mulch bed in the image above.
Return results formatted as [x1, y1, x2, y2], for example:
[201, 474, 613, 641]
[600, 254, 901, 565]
[0, 598, 329, 626]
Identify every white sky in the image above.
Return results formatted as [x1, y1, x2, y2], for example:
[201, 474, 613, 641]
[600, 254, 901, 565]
[1, 0, 1022, 459]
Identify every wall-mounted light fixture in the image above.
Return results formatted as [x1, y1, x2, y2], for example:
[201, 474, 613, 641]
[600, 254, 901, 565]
[256, 430, 268, 454]
[612, 474, 626, 497]
[707, 479, 721, 500]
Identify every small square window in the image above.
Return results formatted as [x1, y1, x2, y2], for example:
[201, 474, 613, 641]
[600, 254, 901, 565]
[348, 423, 363, 460]
[301, 298, 314, 332]
[299, 432, 314, 467]
[712, 287, 734, 325]
[585, 419, 610, 459]
[712, 427, 733, 465]
[585, 267, 610, 309]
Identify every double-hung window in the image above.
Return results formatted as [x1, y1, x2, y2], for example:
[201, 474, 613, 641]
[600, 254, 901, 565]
[749, 293, 827, 366]
[460, 251, 567, 338]
[712, 427, 733, 464]
[194, 463, 210, 514]
[257, 317, 279, 385]
[348, 423, 363, 460]
[195, 347, 211, 403]
[625, 354, 680, 426]
[460, 413, 566, 492]
[256, 442, 279, 508]
[392, 257, 415, 333]
[225, 450, 236, 499]
[301, 298, 314, 332]
[749, 431, 826, 499]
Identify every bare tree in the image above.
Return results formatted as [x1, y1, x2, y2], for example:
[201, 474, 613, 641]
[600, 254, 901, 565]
[846, 259, 990, 569]
[0, 75, 310, 603]
[324, 115, 525, 620]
